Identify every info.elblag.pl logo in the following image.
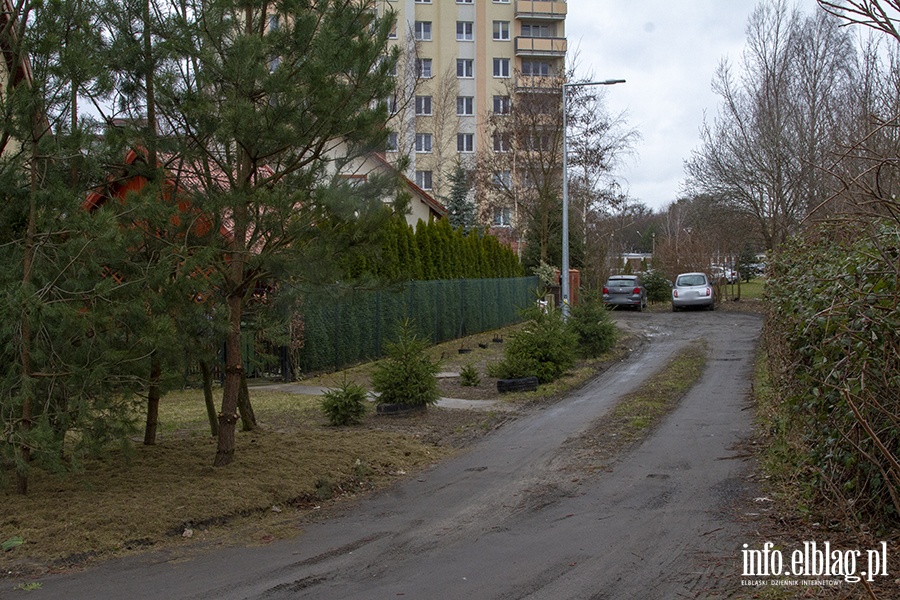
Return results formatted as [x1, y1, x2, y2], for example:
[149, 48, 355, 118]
[741, 541, 890, 585]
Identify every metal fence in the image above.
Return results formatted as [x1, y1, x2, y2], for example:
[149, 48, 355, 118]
[290, 276, 539, 375]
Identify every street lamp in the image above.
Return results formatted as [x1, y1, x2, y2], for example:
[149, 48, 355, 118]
[561, 79, 625, 319]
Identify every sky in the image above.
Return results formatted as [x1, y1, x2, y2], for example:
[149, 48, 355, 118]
[566, 0, 822, 211]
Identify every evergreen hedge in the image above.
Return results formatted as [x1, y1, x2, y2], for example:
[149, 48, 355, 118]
[765, 220, 900, 529]
[342, 217, 524, 281]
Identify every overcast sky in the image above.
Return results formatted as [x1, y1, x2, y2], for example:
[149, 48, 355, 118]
[567, 0, 822, 211]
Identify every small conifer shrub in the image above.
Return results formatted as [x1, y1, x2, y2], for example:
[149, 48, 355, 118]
[372, 319, 441, 406]
[321, 379, 369, 426]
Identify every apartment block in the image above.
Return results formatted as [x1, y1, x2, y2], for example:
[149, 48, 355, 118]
[377, 0, 567, 220]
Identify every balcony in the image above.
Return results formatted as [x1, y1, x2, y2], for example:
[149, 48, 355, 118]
[516, 0, 567, 20]
[514, 74, 562, 92]
[515, 36, 566, 57]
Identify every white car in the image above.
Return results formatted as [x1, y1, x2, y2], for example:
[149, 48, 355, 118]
[672, 272, 715, 311]
[711, 266, 736, 284]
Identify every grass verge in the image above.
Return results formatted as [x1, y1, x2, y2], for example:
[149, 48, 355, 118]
[562, 339, 707, 471]
[746, 348, 899, 600]
[0, 391, 450, 574]
[1, 322, 637, 575]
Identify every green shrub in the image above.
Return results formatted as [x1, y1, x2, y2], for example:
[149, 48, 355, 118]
[372, 319, 441, 406]
[459, 363, 480, 387]
[568, 295, 618, 357]
[488, 306, 577, 383]
[641, 270, 671, 303]
[320, 379, 369, 426]
[765, 220, 900, 528]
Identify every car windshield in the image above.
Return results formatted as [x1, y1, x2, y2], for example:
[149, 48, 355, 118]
[606, 279, 635, 286]
[676, 275, 706, 287]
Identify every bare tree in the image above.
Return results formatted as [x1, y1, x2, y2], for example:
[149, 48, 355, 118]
[476, 68, 636, 270]
[686, 0, 854, 250]
[423, 64, 461, 200]
[818, 0, 900, 40]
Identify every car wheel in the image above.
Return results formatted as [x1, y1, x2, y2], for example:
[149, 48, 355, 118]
[671, 304, 678, 312]
[707, 302, 715, 311]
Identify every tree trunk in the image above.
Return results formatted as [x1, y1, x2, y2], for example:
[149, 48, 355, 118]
[143, 354, 161, 445]
[238, 370, 256, 431]
[17, 126, 40, 495]
[214, 291, 243, 466]
[200, 360, 218, 437]
[540, 209, 549, 263]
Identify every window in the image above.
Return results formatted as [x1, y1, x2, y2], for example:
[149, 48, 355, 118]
[493, 0, 510, 3]
[457, 96, 474, 116]
[456, 21, 473, 41]
[416, 170, 433, 190]
[493, 95, 510, 114]
[493, 170, 512, 187]
[457, 133, 475, 152]
[388, 21, 397, 39]
[414, 21, 432, 41]
[415, 0, 431, 2]
[415, 96, 432, 116]
[417, 58, 432, 78]
[341, 174, 367, 188]
[387, 95, 398, 114]
[521, 24, 553, 38]
[456, 58, 474, 78]
[386, 132, 399, 152]
[457, 0, 473, 3]
[493, 132, 510, 152]
[493, 207, 512, 227]
[492, 21, 510, 41]
[521, 61, 552, 77]
[527, 132, 551, 150]
[493, 58, 510, 78]
[415, 133, 433, 153]
[268, 14, 280, 32]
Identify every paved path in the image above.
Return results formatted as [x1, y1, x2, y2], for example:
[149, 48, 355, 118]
[17, 310, 764, 599]
[250, 381, 509, 411]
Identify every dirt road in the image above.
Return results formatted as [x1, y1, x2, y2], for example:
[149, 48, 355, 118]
[18, 310, 763, 599]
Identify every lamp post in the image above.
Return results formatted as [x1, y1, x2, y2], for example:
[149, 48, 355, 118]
[561, 79, 625, 319]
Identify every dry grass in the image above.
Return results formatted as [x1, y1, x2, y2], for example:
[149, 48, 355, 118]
[0, 390, 450, 573]
[561, 340, 708, 472]
[300, 326, 522, 396]
[0, 322, 637, 576]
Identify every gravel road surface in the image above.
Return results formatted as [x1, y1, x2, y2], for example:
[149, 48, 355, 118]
[17, 310, 763, 600]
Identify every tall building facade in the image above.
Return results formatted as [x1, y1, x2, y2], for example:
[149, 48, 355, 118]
[377, 0, 567, 222]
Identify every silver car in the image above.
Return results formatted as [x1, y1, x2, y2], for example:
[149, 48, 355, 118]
[603, 275, 648, 311]
[671, 272, 714, 311]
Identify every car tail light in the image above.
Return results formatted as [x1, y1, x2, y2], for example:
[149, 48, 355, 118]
[633, 287, 641, 295]
[673, 290, 678, 298]
[603, 287, 609, 295]
[705, 287, 711, 296]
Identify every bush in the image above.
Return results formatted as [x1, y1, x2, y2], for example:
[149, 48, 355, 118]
[568, 295, 618, 358]
[641, 270, 671, 303]
[459, 363, 480, 387]
[765, 220, 900, 528]
[372, 319, 441, 407]
[488, 306, 577, 384]
[320, 379, 369, 426]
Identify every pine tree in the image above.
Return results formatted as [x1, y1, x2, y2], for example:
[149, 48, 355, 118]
[159, 0, 399, 466]
[443, 163, 476, 233]
[0, 0, 145, 493]
[94, 0, 223, 446]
